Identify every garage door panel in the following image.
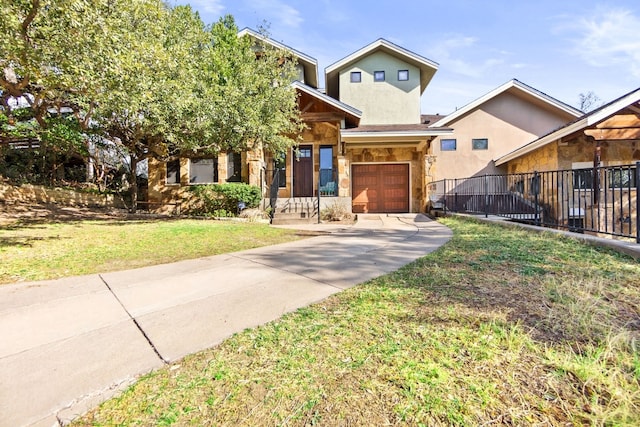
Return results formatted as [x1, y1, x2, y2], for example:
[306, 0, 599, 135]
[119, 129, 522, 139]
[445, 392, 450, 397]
[352, 164, 409, 213]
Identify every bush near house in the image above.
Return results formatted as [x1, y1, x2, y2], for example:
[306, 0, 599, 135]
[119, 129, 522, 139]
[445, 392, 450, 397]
[189, 183, 262, 217]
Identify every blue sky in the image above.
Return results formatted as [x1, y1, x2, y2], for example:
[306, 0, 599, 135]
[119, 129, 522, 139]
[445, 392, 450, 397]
[173, 0, 640, 116]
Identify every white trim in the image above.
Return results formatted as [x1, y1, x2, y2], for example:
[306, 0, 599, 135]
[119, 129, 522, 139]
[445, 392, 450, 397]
[326, 39, 438, 75]
[350, 161, 412, 212]
[431, 79, 582, 128]
[495, 87, 640, 166]
[325, 38, 438, 95]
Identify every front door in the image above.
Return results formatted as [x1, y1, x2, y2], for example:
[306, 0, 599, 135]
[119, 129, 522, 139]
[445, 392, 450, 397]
[293, 145, 313, 197]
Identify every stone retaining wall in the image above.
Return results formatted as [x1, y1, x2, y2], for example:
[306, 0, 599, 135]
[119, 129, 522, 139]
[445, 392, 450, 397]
[0, 183, 125, 208]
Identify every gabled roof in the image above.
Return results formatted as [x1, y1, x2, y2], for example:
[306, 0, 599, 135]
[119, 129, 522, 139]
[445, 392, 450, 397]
[292, 81, 362, 126]
[238, 28, 319, 89]
[325, 39, 438, 98]
[430, 79, 583, 127]
[495, 86, 640, 166]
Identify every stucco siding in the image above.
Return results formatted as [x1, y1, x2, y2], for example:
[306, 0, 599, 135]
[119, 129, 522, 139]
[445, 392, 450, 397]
[338, 51, 421, 125]
[432, 92, 574, 180]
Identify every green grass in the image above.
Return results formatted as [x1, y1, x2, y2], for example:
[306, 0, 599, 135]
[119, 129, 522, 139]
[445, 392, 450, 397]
[0, 219, 302, 284]
[73, 216, 640, 426]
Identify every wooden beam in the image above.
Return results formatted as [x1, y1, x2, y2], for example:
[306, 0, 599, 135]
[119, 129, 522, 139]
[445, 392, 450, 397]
[596, 113, 640, 129]
[584, 127, 640, 140]
[302, 112, 345, 123]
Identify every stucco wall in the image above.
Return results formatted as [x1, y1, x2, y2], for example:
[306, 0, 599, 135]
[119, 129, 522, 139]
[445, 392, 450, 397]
[338, 51, 421, 125]
[348, 147, 425, 212]
[432, 91, 573, 180]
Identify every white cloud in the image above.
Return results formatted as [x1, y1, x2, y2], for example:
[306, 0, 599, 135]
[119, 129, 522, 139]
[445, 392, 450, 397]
[565, 8, 640, 77]
[249, 0, 303, 29]
[427, 35, 504, 78]
[186, 0, 225, 15]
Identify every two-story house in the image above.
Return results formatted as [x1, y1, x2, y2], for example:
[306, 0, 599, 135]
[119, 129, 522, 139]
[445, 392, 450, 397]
[147, 31, 581, 219]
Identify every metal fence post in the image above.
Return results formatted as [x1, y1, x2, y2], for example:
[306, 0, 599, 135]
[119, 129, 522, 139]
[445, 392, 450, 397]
[636, 161, 640, 243]
[484, 175, 489, 218]
[534, 171, 540, 226]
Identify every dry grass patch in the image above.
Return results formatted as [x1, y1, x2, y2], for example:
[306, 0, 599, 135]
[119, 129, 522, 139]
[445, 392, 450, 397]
[75, 216, 640, 426]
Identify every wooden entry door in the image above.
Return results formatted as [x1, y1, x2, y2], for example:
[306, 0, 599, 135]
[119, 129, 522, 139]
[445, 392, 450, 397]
[293, 145, 313, 197]
[352, 164, 409, 213]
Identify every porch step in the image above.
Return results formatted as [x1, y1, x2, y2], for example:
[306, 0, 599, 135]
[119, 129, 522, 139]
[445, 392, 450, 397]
[271, 211, 315, 225]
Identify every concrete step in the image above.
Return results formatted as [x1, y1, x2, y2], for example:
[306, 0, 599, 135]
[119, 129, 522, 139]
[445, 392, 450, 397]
[271, 211, 315, 225]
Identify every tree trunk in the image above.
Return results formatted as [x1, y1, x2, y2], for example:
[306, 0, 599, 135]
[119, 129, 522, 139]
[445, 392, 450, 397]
[130, 155, 138, 213]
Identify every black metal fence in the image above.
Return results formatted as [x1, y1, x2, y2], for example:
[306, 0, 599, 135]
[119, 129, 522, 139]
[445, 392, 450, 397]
[428, 162, 640, 243]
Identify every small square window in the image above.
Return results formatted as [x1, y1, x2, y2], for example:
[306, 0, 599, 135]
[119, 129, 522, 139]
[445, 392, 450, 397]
[472, 138, 488, 150]
[440, 139, 456, 151]
[398, 70, 409, 81]
[374, 71, 385, 82]
[350, 71, 361, 83]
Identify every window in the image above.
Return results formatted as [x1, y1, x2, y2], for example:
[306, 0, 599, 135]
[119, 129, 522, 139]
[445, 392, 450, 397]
[573, 168, 594, 190]
[296, 147, 312, 158]
[166, 159, 180, 185]
[472, 138, 488, 150]
[319, 146, 333, 185]
[440, 139, 457, 151]
[274, 153, 286, 188]
[572, 162, 594, 190]
[189, 158, 218, 184]
[398, 70, 409, 81]
[374, 70, 385, 82]
[608, 166, 636, 189]
[350, 71, 361, 83]
[227, 152, 242, 182]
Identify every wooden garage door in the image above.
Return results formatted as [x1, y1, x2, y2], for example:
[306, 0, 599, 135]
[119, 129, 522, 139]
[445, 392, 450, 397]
[352, 164, 409, 213]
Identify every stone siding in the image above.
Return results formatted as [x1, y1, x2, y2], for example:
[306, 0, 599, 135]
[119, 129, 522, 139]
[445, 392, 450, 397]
[0, 183, 125, 208]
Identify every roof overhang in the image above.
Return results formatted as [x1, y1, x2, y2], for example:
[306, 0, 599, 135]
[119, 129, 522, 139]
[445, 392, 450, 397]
[238, 28, 319, 89]
[431, 79, 583, 127]
[495, 87, 640, 166]
[341, 129, 451, 149]
[293, 81, 362, 120]
[325, 39, 438, 98]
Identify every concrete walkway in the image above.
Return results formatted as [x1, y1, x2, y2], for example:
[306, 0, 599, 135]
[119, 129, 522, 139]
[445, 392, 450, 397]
[0, 214, 452, 427]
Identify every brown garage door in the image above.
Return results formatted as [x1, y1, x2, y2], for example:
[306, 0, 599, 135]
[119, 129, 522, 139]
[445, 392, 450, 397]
[352, 164, 409, 213]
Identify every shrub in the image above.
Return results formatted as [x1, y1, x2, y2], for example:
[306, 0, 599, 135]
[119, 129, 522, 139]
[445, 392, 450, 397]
[189, 183, 262, 216]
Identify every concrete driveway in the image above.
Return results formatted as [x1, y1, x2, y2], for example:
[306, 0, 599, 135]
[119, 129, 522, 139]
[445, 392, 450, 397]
[0, 214, 452, 426]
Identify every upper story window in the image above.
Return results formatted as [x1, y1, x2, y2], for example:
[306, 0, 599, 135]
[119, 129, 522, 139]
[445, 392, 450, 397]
[398, 70, 409, 81]
[472, 138, 488, 150]
[374, 71, 385, 82]
[350, 71, 362, 83]
[166, 158, 180, 185]
[440, 139, 457, 151]
[190, 158, 218, 184]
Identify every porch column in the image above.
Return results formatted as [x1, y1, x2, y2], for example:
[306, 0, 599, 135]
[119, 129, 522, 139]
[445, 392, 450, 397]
[337, 155, 350, 197]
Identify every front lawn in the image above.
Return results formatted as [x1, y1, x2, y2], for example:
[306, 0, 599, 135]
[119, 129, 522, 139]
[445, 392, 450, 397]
[0, 219, 302, 284]
[75, 216, 640, 426]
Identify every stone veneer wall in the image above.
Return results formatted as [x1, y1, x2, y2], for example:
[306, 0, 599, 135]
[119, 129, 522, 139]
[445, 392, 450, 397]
[0, 183, 125, 208]
[505, 135, 638, 236]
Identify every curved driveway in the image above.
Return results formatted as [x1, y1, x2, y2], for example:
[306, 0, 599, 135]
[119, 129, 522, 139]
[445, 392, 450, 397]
[0, 214, 451, 426]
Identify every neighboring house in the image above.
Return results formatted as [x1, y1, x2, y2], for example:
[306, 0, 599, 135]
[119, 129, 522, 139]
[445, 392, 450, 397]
[492, 87, 640, 237]
[428, 79, 582, 181]
[496, 86, 640, 173]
